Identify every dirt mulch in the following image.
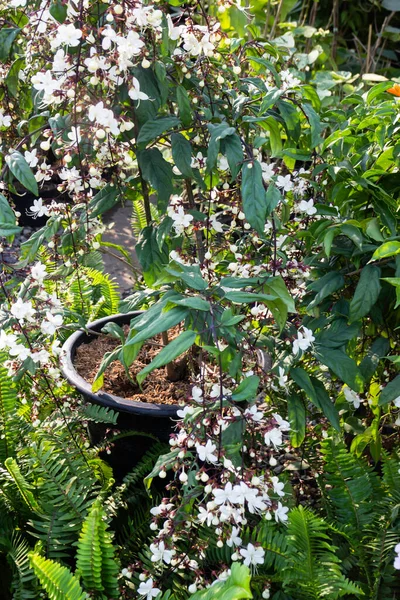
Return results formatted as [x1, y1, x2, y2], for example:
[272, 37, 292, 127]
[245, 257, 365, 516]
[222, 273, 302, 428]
[74, 326, 192, 405]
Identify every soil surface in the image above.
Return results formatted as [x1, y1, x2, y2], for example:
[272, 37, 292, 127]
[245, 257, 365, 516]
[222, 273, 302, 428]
[74, 327, 192, 405]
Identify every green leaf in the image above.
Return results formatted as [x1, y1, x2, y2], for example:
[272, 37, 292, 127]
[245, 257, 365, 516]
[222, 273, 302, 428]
[241, 161, 267, 234]
[370, 241, 400, 261]
[137, 329, 197, 385]
[166, 265, 208, 291]
[359, 337, 390, 381]
[206, 123, 236, 173]
[92, 347, 121, 393]
[349, 265, 381, 322]
[49, 0, 67, 23]
[0, 28, 20, 62]
[127, 306, 188, 346]
[316, 348, 364, 393]
[189, 563, 252, 600]
[265, 183, 281, 217]
[170, 295, 210, 311]
[138, 148, 174, 210]
[378, 374, 400, 405]
[261, 117, 282, 157]
[221, 133, 244, 180]
[277, 99, 301, 141]
[288, 393, 306, 447]
[224, 291, 277, 304]
[88, 184, 119, 218]
[176, 86, 192, 127]
[5, 151, 38, 195]
[382, 277, 400, 308]
[302, 102, 323, 148]
[307, 272, 345, 310]
[291, 368, 340, 431]
[29, 553, 87, 600]
[231, 375, 260, 401]
[137, 116, 180, 147]
[144, 448, 181, 493]
[171, 133, 194, 178]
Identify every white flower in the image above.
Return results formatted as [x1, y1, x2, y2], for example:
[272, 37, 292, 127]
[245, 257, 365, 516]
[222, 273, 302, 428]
[273, 413, 290, 431]
[218, 155, 230, 171]
[278, 367, 288, 388]
[67, 126, 81, 146]
[40, 312, 63, 335]
[244, 405, 263, 422]
[343, 387, 361, 409]
[31, 349, 50, 364]
[128, 77, 149, 102]
[280, 69, 301, 90]
[394, 543, 400, 570]
[210, 383, 231, 399]
[9, 0, 27, 5]
[24, 149, 39, 168]
[270, 476, 285, 497]
[0, 331, 17, 350]
[88, 102, 120, 136]
[394, 395, 400, 408]
[138, 577, 161, 600]
[196, 440, 218, 464]
[9, 344, 31, 361]
[210, 214, 224, 233]
[10, 298, 35, 322]
[264, 427, 283, 449]
[292, 326, 315, 354]
[227, 526, 242, 547]
[260, 162, 275, 183]
[167, 14, 184, 40]
[31, 262, 47, 283]
[298, 199, 317, 216]
[274, 502, 289, 523]
[149, 541, 174, 564]
[52, 24, 83, 48]
[191, 152, 205, 169]
[52, 49, 69, 73]
[182, 32, 202, 56]
[276, 174, 293, 192]
[240, 543, 265, 567]
[0, 110, 12, 128]
[170, 207, 193, 233]
[177, 405, 194, 419]
[197, 505, 214, 526]
[213, 481, 234, 505]
[192, 386, 203, 403]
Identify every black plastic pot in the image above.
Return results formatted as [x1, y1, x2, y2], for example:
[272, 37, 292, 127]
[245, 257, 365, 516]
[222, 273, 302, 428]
[60, 311, 179, 478]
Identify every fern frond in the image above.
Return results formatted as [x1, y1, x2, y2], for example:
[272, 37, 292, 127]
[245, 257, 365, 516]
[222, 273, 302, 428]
[320, 438, 376, 532]
[0, 355, 18, 462]
[7, 533, 37, 600]
[131, 199, 160, 237]
[76, 499, 119, 598]
[29, 553, 87, 600]
[75, 403, 118, 425]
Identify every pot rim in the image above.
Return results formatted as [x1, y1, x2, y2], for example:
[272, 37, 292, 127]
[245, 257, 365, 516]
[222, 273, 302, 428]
[60, 311, 180, 417]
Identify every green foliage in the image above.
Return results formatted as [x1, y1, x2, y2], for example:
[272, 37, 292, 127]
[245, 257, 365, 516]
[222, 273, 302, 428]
[29, 553, 87, 600]
[76, 499, 119, 597]
[188, 563, 252, 599]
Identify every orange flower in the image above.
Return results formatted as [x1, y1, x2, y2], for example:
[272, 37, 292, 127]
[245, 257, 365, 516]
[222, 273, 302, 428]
[387, 83, 400, 97]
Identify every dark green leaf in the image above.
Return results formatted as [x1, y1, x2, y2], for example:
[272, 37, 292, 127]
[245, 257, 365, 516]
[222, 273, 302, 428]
[302, 103, 323, 148]
[137, 116, 180, 147]
[349, 265, 381, 322]
[138, 148, 174, 210]
[5, 151, 38, 196]
[224, 291, 277, 303]
[136, 226, 169, 286]
[241, 161, 267, 234]
[288, 394, 306, 447]
[307, 272, 345, 310]
[206, 123, 236, 173]
[277, 100, 301, 141]
[171, 133, 194, 178]
[378, 374, 400, 405]
[49, 0, 67, 23]
[88, 184, 119, 218]
[166, 265, 208, 291]
[126, 306, 188, 346]
[360, 337, 390, 381]
[0, 28, 20, 62]
[171, 296, 210, 311]
[291, 368, 340, 431]
[176, 86, 192, 127]
[231, 375, 260, 401]
[137, 330, 197, 385]
[221, 133, 244, 180]
[265, 184, 281, 217]
[316, 348, 364, 393]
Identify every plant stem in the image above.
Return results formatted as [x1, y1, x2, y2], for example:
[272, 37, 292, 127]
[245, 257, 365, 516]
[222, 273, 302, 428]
[185, 180, 205, 263]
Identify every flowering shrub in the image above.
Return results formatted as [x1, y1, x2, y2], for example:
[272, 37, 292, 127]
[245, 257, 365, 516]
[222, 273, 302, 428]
[1, 0, 400, 598]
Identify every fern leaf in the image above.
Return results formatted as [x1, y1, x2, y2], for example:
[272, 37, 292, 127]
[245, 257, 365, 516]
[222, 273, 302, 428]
[0, 355, 18, 461]
[4, 458, 41, 514]
[76, 499, 119, 597]
[29, 553, 87, 600]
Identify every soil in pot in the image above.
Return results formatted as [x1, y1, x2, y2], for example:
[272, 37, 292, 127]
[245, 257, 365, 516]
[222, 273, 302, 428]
[74, 325, 192, 404]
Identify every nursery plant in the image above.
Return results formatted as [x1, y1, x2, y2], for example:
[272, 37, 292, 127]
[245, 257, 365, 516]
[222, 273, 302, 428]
[0, 0, 400, 598]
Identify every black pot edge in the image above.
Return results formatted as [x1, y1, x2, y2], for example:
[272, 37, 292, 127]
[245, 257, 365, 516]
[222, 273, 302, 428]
[60, 311, 180, 418]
